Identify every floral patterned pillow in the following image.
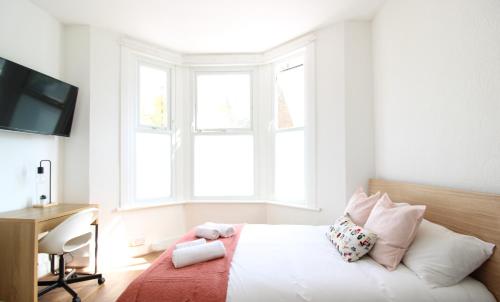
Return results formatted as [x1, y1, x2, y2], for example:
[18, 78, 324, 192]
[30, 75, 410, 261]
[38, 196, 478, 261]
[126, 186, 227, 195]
[326, 215, 378, 262]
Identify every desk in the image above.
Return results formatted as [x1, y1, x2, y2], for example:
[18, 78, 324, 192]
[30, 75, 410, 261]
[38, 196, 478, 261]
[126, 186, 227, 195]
[0, 204, 98, 302]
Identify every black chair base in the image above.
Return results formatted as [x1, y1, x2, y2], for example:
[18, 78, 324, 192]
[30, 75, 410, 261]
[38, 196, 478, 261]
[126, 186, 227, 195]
[38, 255, 105, 302]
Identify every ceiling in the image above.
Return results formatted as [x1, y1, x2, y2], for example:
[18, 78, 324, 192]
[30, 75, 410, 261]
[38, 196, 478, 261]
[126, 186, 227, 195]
[31, 0, 385, 54]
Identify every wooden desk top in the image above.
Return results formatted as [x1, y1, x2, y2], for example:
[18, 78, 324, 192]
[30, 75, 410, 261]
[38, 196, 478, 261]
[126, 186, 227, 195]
[0, 203, 99, 222]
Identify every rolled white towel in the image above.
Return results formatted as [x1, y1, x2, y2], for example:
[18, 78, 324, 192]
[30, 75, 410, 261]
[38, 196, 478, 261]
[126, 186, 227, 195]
[195, 225, 220, 240]
[172, 240, 226, 268]
[175, 238, 207, 250]
[205, 222, 236, 238]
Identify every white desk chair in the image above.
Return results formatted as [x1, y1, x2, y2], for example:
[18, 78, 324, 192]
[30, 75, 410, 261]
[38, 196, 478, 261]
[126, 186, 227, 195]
[38, 208, 105, 302]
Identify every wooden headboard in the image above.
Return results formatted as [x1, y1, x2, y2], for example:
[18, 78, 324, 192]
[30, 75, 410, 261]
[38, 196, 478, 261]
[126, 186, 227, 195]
[368, 179, 500, 300]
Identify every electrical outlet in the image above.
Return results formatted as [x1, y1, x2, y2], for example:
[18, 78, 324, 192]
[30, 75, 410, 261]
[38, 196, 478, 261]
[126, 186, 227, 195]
[128, 237, 146, 247]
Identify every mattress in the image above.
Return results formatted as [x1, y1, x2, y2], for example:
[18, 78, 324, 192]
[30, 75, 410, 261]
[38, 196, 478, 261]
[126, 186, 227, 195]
[226, 224, 495, 302]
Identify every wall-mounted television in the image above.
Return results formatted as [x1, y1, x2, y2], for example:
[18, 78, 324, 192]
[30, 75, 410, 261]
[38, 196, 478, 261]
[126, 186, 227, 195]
[0, 56, 78, 137]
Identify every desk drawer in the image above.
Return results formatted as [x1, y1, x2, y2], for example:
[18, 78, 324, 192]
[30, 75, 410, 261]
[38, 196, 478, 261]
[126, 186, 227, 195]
[38, 217, 67, 233]
[38, 217, 98, 234]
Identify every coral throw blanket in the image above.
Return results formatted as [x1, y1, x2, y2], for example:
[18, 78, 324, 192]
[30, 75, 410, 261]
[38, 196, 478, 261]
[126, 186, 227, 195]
[117, 224, 244, 302]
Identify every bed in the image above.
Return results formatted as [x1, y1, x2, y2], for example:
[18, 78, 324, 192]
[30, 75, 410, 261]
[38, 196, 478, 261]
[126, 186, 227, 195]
[118, 179, 500, 302]
[227, 224, 494, 302]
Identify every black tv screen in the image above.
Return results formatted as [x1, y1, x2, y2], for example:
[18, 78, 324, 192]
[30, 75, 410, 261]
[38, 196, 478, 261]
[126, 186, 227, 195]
[0, 57, 78, 137]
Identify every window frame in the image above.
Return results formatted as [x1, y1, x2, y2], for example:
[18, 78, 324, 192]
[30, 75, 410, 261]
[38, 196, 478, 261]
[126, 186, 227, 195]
[190, 68, 258, 200]
[274, 57, 306, 132]
[121, 47, 177, 207]
[136, 62, 172, 132]
[193, 70, 254, 133]
[270, 48, 316, 207]
[120, 42, 316, 209]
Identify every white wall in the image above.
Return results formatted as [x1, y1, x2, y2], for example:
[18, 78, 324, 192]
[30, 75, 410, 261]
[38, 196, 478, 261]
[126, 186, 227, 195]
[0, 0, 65, 276]
[185, 203, 267, 228]
[373, 0, 500, 194]
[267, 21, 375, 225]
[345, 22, 375, 196]
[0, 0, 63, 212]
[62, 26, 91, 203]
[267, 23, 346, 224]
[86, 28, 187, 266]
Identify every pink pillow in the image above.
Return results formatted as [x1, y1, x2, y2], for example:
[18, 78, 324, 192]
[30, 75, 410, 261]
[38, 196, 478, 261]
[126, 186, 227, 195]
[344, 187, 381, 226]
[364, 193, 426, 271]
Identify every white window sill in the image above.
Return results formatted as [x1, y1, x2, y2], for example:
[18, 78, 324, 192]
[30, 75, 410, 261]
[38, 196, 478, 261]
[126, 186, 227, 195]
[115, 200, 321, 212]
[266, 201, 322, 212]
[115, 201, 187, 212]
[186, 199, 268, 205]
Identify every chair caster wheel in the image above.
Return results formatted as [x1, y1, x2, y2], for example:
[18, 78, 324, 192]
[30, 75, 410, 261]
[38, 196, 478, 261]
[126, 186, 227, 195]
[98, 277, 106, 285]
[72, 297, 81, 302]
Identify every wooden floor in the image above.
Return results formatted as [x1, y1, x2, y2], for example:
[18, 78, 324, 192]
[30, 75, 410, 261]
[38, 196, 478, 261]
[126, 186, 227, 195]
[38, 252, 162, 302]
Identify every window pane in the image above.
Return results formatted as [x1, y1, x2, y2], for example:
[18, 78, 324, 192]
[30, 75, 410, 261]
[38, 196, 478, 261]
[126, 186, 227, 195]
[196, 73, 251, 130]
[275, 130, 304, 202]
[136, 132, 171, 200]
[276, 65, 304, 129]
[194, 135, 254, 196]
[139, 65, 169, 128]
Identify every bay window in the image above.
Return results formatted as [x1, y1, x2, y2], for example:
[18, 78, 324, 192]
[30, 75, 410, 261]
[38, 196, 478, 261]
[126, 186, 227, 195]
[273, 56, 306, 203]
[121, 48, 176, 207]
[121, 43, 315, 208]
[193, 72, 255, 198]
[135, 65, 172, 201]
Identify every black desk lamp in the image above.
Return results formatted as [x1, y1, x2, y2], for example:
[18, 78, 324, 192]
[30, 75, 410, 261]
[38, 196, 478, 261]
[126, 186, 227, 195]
[37, 160, 52, 206]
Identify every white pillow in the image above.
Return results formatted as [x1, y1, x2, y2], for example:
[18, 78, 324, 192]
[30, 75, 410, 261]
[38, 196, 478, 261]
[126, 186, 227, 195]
[403, 219, 495, 288]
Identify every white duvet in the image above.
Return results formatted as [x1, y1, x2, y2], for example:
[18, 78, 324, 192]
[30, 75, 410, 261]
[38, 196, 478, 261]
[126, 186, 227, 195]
[227, 224, 495, 302]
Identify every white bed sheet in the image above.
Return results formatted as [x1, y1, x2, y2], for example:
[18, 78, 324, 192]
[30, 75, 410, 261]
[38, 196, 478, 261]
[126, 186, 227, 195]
[227, 224, 495, 302]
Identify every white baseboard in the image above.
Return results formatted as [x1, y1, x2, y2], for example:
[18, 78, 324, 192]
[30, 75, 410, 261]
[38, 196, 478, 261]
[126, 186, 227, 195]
[128, 243, 152, 257]
[151, 235, 182, 251]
